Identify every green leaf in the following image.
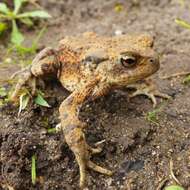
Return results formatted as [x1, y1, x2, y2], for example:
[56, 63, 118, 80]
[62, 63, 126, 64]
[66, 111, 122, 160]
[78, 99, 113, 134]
[11, 20, 24, 45]
[18, 93, 30, 116]
[146, 110, 159, 125]
[34, 93, 50, 107]
[31, 155, 37, 185]
[19, 10, 51, 18]
[47, 128, 57, 134]
[0, 87, 7, 97]
[114, 3, 123, 12]
[175, 18, 190, 29]
[20, 17, 34, 26]
[165, 185, 184, 190]
[15, 44, 36, 55]
[182, 74, 190, 84]
[0, 3, 10, 14]
[0, 99, 4, 106]
[31, 27, 46, 49]
[10, 27, 46, 55]
[0, 22, 7, 34]
[14, 0, 26, 14]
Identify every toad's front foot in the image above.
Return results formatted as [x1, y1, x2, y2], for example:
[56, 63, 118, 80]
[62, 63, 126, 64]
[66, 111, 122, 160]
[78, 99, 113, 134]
[11, 47, 57, 101]
[128, 79, 171, 107]
[11, 66, 36, 101]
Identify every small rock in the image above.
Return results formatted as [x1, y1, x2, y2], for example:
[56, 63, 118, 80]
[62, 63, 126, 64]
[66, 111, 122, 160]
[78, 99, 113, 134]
[115, 30, 123, 36]
[4, 57, 12, 64]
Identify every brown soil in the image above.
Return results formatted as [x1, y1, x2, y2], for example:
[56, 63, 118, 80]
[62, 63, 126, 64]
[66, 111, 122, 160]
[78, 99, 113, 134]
[0, 0, 190, 190]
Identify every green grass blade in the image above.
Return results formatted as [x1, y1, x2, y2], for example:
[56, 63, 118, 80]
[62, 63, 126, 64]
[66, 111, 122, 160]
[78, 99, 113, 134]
[18, 10, 51, 18]
[175, 18, 190, 29]
[32, 27, 46, 49]
[165, 185, 184, 190]
[31, 154, 37, 185]
[18, 92, 30, 116]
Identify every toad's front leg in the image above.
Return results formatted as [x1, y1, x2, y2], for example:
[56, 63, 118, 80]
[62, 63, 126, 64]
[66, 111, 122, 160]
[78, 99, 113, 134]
[59, 81, 112, 188]
[127, 79, 171, 107]
[11, 47, 59, 100]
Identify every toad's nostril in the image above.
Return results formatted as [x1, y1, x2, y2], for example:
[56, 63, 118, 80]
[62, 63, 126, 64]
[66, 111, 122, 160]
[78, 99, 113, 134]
[149, 56, 159, 65]
[148, 56, 160, 72]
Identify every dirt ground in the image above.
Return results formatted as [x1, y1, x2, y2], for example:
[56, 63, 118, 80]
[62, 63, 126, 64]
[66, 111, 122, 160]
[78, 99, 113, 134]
[0, 0, 190, 189]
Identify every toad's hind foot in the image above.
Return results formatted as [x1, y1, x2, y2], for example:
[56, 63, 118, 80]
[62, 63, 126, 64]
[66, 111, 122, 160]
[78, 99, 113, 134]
[87, 143, 103, 154]
[128, 79, 171, 107]
[63, 126, 113, 189]
[59, 81, 113, 188]
[87, 161, 113, 175]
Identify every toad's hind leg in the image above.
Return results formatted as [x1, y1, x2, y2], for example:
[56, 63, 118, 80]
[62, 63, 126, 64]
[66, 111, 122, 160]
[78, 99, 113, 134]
[64, 126, 112, 188]
[59, 82, 113, 188]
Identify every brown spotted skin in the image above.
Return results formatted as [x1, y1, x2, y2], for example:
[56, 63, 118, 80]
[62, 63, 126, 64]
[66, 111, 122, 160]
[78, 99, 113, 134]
[11, 32, 160, 189]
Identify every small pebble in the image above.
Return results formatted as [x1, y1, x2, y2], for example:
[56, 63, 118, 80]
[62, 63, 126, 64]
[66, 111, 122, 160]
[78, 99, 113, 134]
[4, 58, 12, 64]
[115, 30, 123, 36]
[56, 123, 62, 132]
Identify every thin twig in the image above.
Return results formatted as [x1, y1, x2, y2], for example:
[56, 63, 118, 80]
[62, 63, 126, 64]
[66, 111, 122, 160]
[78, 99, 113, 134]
[169, 158, 182, 185]
[156, 178, 168, 190]
[160, 71, 190, 79]
[94, 139, 106, 146]
[125, 179, 132, 190]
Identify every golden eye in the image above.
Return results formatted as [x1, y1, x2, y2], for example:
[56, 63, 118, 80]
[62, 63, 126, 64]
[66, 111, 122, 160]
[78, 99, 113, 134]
[120, 56, 136, 68]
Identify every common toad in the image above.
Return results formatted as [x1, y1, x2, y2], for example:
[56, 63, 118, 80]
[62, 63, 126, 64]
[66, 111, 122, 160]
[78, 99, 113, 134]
[11, 32, 169, 188]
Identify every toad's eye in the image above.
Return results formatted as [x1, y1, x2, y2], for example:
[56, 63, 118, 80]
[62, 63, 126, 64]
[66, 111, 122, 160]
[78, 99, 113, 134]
[120, 56, 137, 68]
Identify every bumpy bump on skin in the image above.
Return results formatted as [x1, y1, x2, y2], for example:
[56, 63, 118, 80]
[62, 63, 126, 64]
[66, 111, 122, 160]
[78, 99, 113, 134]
[137, 35, 154, 47]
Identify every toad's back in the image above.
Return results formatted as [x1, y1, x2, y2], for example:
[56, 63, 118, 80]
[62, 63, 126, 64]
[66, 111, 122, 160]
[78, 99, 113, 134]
[57, 32, 155, 92]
